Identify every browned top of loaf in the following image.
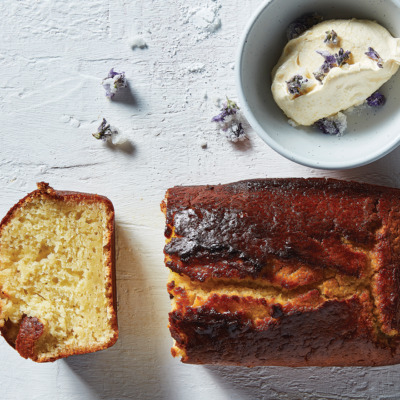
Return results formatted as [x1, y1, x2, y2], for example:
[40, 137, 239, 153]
[164, 178, 390, 279]
[163, 178, 400, 366]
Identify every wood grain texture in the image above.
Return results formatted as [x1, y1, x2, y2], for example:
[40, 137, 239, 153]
[1, 0, 400, 399]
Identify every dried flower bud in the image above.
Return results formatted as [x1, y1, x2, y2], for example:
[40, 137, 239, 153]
[324, 30, 338, 46]
[314, 51, 336, 82]
[286, 75, 308, 96]
[315, 112, 347, 136]
[335, 48, 351, 67]
[366, 92, 386, 107]
[212, 98, 239, 122]
[212, 97, 247, 142]
[365, 47, 384, 68]
[92, 118, 118, 140]
[102, 68, 127, 99]
[313, 48, 351, 82]
[316, 50, 337, 67]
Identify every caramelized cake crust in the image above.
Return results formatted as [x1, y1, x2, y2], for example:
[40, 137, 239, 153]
[162, 178, 400, 366]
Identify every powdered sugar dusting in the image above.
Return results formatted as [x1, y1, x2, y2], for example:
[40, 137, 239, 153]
[345, 102, 368, 116]
[188, 63, 206, 73]
[129, 36, 147, 50]
[182, 2, 221, 42]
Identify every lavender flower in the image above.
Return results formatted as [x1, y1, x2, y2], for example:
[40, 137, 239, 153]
[286, 75, 308, 96]
[313, 70, 325, 83]
[324, 29, 338, 46]
[315, 118, 340, 135]
[315, 112, 347, 136]
[313, 50, 337, 82]
[335, 48, 351, 67]
[316, 50, 336, 64]
[313, 48, 351, 82]
[212, 98, 247, 142]
[286, 13, 324, 40]
[102, 68, 127, 99]
[366, 92, 386, 107]
[365, 47, 384, 68]
[92, 118, 118, 140]
[211, 98, 239, 122]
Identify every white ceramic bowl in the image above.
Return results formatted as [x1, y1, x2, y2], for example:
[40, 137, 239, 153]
[236, 0, 400, 169]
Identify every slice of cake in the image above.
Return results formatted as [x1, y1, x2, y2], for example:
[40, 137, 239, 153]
[162, 178, 400, 367]
[0, 183, 118, 362]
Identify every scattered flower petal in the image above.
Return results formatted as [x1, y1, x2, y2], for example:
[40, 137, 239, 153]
[102, 68, 127, 99]
[335, 48, 351, 67]
[314, 51, 336, 82]
[366, 91, 386, 107]
[212, 98, 247, 142]
[324, 30, 338, 46]
[286, 75, 308, 96]
[313, 48, 351, 82]
[365, 47, 384, 68]
[92, 118, 118, 141]
[315, 112, 347, 136]
[316, 50, 337, 66]
[211, 98, 240, 123]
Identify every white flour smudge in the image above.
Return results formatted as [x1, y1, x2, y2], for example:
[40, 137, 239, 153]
[182, 2, 222, 42]
[129, 36, 148, 50]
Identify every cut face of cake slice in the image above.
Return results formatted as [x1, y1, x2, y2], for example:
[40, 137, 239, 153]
[0, 182, 118, 362]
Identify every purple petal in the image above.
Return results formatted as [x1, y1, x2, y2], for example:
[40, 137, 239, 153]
[315, 118, 340, 135]
[335, 48, 351, 67]
[108, 68, 119, 78]
[366, 92, 386, 107]
[324, 30, 338, 45]
[316, 50, 336, 68]
[315, 114, 347, 136]
[212, 99, 238, 122]
[316, 50, 331, 58]
[365, 47, 383, 68]
[102, 69, 127, 99]
[211, 114, 224, 122]
[286, 75, 308, 95]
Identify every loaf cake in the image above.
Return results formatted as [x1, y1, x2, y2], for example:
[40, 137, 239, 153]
[0, 183, 118, 362]
[162, 178, 400, 366]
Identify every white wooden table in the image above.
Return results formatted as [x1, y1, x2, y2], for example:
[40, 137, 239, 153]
[1, 1, 400, 399]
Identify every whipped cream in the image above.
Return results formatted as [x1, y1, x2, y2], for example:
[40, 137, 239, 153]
[271, 19, 400, 126]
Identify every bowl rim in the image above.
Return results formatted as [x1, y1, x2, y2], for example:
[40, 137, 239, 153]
[235, 0, 400, 170]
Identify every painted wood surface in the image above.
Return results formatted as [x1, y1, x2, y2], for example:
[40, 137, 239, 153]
[1, 1, 400, 399]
